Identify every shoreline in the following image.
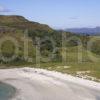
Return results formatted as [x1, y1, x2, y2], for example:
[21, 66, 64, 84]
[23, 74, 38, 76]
[0, 67, 100, 100]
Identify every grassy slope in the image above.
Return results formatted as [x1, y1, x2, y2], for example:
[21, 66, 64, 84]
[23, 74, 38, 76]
[37, 45, 100, 82]
[0, 15, 100, 82]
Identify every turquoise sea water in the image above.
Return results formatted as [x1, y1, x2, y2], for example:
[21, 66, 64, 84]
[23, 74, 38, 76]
[0, 82, 16, 100]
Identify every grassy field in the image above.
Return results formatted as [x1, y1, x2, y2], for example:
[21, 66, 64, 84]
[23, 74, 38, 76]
[35, 62, 100, 82]
[1, 45, 99, 82]
[0, 33, 99, 82]
[38, 46, 100, 82]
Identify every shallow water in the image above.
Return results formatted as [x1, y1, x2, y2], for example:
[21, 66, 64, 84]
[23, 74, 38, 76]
[0, 82, 16, 100]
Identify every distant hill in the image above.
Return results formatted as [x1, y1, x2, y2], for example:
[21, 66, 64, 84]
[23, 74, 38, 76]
[0, 15, 92, 64]
[65, 27, 100, 35]
[0, 15, 61, 64]
[0, 15, 28, 23]
[0, 15, 53, 33]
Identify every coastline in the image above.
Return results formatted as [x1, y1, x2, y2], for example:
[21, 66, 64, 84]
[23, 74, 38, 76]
[0, 67, 100, 100]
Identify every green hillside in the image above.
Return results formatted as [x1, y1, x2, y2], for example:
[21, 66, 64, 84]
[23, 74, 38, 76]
[0, 15, 100, 82]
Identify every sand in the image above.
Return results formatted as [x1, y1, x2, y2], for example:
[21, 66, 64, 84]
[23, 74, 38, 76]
[0, 67, 100, 100]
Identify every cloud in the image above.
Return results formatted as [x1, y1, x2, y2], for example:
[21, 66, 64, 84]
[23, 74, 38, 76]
[0, 6, 11, 12]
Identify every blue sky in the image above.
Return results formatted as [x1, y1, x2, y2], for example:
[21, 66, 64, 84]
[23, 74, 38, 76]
[0, 0, 100, 29]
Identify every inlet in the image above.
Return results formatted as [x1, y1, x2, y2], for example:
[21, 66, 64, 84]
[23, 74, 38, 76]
[0, 82, 16, 100]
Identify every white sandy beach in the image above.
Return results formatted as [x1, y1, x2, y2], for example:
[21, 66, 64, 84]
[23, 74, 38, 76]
[0, 67, 100, 100]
